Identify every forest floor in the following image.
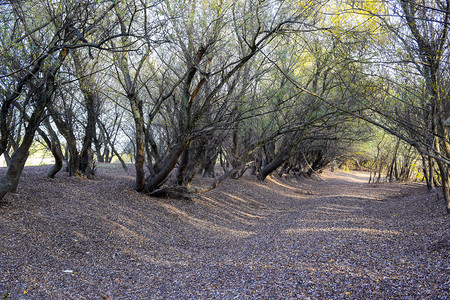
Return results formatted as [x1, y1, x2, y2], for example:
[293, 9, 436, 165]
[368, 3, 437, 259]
[0, 164, 448, 299]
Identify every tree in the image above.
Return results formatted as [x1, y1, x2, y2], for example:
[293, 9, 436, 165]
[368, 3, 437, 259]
[342, 0, 450, 212]
[0, 0, 117, 200]
[397, 0, 450, 212]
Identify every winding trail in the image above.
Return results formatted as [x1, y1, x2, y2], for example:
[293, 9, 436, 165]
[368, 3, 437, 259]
[0, 167, 448, 299]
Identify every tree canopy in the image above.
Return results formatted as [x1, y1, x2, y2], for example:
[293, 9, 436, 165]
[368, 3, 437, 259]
[0, 0, 448, 213]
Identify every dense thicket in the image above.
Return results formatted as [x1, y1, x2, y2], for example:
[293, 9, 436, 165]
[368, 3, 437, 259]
[0, 0, 448, 212]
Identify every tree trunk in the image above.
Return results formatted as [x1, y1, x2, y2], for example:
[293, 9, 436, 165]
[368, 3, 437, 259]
[116, 61, 145, 189]
[0, 54, 63, 200]
[421, 154, 433, 191]
[94, 135, 104, 163]
[144, 141, 187, 193]
[257, 152, 290, 181]
[0, 98, 14, 157]
[114, 7, 146, 190]
[42, 119, 63, 178]
[97, 119, 128, 172]
[202, 149, 217, 178]
[48, 105, 80, 177]
[376, 161, 383, 183]
[388, 140, 400, 182]
[252, 152, 263, 175]
[435, 159, 450, 214]
[72, 51, 97, 177]
[66, 136, 80, 177]
[176, 147, 190, 186]
[0, 138, 31, 199]
[0, 60, 42, 157]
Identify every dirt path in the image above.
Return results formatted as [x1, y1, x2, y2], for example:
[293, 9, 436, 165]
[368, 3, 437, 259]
[0, 166, 448, 299]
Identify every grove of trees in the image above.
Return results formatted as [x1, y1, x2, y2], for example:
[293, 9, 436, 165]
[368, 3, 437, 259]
[0, 0, 448, 213]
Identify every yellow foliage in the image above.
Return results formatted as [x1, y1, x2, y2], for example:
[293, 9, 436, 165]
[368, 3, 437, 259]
[323, 0, 388, 40]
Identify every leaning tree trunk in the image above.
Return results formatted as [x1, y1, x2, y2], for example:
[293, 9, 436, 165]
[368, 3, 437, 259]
[12, 98, 63, 178]
[0, 60, 42, 157]
[0, 134, 33, 199]
[48, 103, 80, 177]
[257, 152, 290, 181]
[144, 141, 188, 193]
[41, 119, 63, 178]
[0, 55, 63, 200]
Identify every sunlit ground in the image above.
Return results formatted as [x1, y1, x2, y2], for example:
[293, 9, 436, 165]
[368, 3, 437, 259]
[0, 155, 131, 168]
[0, 156, 55, 167]
[321, 170, 371, 183]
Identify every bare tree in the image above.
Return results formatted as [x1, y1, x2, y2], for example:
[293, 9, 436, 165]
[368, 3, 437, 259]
[0, 0, 117, 200]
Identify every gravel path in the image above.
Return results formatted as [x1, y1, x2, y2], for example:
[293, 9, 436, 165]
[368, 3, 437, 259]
[0, 166, 448, 299]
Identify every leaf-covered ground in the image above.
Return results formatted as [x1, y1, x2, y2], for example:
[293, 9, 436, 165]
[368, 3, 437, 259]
[0, 165, 448, 299]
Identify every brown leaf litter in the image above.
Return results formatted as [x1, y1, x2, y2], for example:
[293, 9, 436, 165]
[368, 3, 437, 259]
[0, 165, 448, 299]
